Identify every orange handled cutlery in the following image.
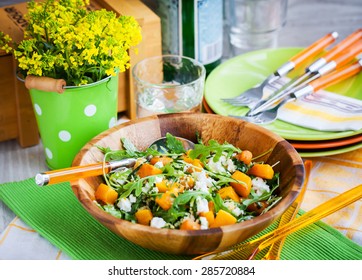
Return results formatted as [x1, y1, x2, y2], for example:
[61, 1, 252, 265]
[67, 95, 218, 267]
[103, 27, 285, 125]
[247, 29, 362, 113]
[221, 32, 338, 106]
[249, 40, 362, 116]
[231, 59, 362, 124]
[35, 158, 136, 186]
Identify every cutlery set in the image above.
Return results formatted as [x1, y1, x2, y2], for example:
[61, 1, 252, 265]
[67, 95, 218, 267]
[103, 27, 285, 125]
[224, 29, 362, 124]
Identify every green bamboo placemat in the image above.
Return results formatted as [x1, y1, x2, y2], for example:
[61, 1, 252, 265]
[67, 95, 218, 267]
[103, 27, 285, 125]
[0, 178, 361, 260]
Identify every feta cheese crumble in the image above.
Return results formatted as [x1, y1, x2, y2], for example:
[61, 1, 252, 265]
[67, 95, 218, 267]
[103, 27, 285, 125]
[117, 198, 132, 212]
[223, 200, 243, 217]
[207, 153, 236, 174]
[193, 170, 214, 192]
[252, 177, 270, 196]
[150, 217, 167, 228]
[154, 161, 164, 169]
[196, 196, 209, 214]
[199, 216, 209, 229]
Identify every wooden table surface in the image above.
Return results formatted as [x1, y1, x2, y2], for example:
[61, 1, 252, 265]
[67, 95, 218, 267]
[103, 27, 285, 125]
[1, 0, 362, 236]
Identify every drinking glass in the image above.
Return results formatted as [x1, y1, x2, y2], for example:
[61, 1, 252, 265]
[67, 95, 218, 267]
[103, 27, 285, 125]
[228, 0, 288, 55]
[132, 55, 206, 118]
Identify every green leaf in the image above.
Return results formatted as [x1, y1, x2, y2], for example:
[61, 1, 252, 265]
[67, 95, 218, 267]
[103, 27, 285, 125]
[120, 181, 137, 198]
[121, 138, 140, 156]
[162, 164, 177, 177]
[166, 133, 186, 154]
[213, 194, 229, 213]
[188, 140, 240, 162]
[156, 207, 187, 224]
[134, 180, 143, 197]
[102, 205, 123, 219]
[173, 190, 210, 206]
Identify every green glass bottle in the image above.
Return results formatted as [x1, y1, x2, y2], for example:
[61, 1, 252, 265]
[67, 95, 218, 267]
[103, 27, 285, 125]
[149, 0, 223, 75]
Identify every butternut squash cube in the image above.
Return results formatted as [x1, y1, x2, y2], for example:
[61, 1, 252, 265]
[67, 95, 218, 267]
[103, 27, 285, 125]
[248, 163, 274, 179]
[95, 183, 118, 205]
[137, 163, 163, 178]
[135, 209, 153, 226]
[218, 186, 240, 202]
[210, 209, 237, 228]
[230, 170, 252, 198]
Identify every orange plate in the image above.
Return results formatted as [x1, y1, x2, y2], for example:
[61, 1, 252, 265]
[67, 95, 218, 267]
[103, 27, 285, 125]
[289, 134, 362, 150]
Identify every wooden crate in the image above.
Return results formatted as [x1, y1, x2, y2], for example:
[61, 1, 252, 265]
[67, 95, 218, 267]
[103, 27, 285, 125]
[0, 0, 162, 147]
[0, 3, 39, 147]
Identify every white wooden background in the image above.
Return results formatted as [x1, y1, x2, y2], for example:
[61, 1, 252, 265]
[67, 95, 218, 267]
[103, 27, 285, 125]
[1, 0, 362, 234]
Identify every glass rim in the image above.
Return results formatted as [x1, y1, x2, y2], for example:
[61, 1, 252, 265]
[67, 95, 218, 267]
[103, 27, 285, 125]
[132, 55, 206, 89]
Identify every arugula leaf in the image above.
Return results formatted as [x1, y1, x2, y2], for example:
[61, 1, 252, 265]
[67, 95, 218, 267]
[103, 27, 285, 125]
[242, 189, 274, 207]
[166, 133, 186, 154]
[96, 145, 130, 161]
[162, 164, 176, 177]
[108, 169, 132, 188]
[158, 208, 187, 224]
[173, 190, 211, 206]
[213, 193, 232, 213]
[102, 205, 123, 219]
[120, 172, 166, 199]
[143, 147, 163, 157]
[96, 145, 112, 154]
[232, 158, 249, 173]
[134, 180, 143, 197]
[204, 169, 245, 187]
[124, 212, 136, 223]
[120, 181, 137, 198]
[195, 131, 202, 144]
[121, 138, 140, 157]
[188, 140, 240, 162]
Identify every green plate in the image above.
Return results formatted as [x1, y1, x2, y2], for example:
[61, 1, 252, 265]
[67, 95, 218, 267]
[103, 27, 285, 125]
[205, 48, 362, 141]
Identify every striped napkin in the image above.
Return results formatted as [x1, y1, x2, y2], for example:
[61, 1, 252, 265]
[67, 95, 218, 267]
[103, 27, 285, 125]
[265, 77, 362, 131]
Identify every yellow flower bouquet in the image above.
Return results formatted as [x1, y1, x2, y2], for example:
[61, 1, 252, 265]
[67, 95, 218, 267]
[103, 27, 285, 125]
[0, 0, 142, 86]
[0, 0, 143, 169]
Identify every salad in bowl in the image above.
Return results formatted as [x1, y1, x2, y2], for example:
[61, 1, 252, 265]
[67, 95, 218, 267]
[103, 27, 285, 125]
[71, 113, 304, 254]
[94, 133, 281, 230]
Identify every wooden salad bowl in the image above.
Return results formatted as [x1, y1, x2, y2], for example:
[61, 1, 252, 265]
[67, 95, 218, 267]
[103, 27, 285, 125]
[71, 113, 304, 255]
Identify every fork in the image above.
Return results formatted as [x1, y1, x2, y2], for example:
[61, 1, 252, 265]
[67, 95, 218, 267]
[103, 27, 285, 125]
[221, 32, 338, 107]
[226, 29, 362, 108]
[231, 36, 362, 109]
[247, 33, 362, 114]
[194, 183, 362, 260]
[230, 59, 362, 125]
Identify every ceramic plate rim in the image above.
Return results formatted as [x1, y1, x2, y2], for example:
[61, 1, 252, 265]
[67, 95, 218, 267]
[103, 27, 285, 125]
[297, 142, 362, 157]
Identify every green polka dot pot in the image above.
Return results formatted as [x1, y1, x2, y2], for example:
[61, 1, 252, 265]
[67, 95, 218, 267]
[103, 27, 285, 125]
[29, 75, 118, 170]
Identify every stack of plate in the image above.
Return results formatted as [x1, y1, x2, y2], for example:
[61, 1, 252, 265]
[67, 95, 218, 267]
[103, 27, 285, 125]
[203, 48, 362, 157]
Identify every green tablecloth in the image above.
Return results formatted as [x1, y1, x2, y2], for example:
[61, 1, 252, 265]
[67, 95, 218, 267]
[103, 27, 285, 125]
[0, 178, 361, 260]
